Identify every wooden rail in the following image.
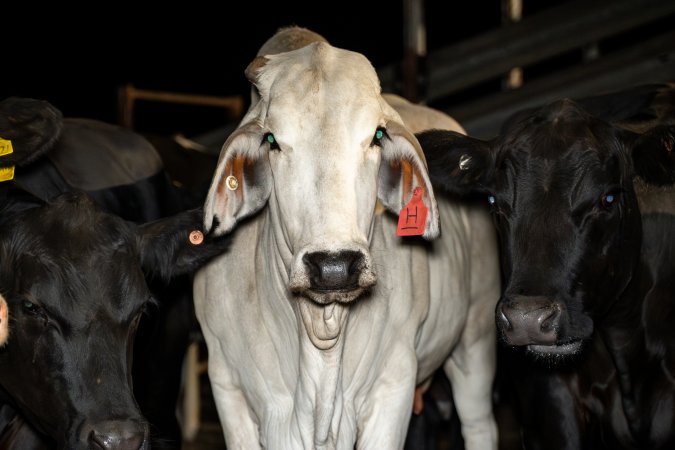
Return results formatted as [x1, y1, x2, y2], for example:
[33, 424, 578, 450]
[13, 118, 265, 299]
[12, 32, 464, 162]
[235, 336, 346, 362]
[117, 83, 244, 129]
[378, 0, 675, 139]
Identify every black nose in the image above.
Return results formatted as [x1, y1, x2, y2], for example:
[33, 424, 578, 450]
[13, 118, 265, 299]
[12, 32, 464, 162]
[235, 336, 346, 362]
[303, 251, 364, 291]
[497, 296, 561, 346]
[88, 420, 147, 450]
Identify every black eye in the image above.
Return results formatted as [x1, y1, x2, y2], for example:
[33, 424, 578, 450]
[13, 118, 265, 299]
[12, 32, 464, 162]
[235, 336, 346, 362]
[487, 194, 496, 206]
[263, 132, 280, 151]
[22, 300, 41, 315]
[371, 127, 387, 147]
[600, 192, 618, 209]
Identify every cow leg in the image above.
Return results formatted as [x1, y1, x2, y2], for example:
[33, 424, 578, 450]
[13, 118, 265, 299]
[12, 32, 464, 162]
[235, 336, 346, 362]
[443, 322, 498, 450]
[206, 358, 261, 449]
[356, 349, 417, 450]
[442, 204, 500, 450]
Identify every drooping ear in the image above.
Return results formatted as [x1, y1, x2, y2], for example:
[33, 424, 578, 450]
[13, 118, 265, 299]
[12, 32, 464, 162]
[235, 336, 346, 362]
[0, 97, 63, 167]
[630, 124, 675, 185]
[377, 119, 440, 239]
[203, 121, 271, 235]
[415, 129, 495, 196]
[137, 208, 231, 281]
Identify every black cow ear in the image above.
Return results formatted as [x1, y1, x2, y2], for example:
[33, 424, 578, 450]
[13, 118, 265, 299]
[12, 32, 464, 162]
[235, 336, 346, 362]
[136, 208, 230, 281]
[415, 129, 494, 197]
[630, 125, 675, 186]
[0, 97, 63, 167]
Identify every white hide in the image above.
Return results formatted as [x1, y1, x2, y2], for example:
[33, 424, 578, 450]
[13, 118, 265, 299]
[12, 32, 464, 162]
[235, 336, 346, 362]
[195, 27, 500, 450]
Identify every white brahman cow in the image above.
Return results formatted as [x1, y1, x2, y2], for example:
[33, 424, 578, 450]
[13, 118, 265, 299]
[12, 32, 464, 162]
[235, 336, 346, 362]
[194, 26, 500, 450]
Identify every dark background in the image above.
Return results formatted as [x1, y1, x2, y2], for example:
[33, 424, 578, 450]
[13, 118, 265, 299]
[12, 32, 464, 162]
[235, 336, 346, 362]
[2, 0, 570, 137]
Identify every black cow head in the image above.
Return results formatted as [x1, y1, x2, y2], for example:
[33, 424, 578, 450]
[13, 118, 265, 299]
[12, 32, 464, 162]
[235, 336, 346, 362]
[417, 99, 675, 360]
[0, 191, 229, 449]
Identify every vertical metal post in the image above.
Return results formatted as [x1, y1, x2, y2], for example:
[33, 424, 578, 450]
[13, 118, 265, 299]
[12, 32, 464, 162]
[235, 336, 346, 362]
[502, 0, 523, 89]
[402, 0, 427, 103]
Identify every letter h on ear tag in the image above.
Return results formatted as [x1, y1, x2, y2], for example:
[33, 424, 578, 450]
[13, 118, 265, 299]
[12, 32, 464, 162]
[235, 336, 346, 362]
[396, 187, 428, 236]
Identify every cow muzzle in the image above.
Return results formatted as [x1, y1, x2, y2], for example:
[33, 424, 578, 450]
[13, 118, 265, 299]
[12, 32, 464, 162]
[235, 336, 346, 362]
[83, 420, 149, 450]
[497, 296, 582, 356]
[304, 250, 363, 291]
[290, 248, 376, 304]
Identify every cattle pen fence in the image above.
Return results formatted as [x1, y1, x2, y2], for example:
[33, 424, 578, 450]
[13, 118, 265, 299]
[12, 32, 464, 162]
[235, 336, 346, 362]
[379, 0, 675, 139]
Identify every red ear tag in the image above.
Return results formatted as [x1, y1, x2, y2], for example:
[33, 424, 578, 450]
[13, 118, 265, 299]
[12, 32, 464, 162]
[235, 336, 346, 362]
[397, 187, 428, 236]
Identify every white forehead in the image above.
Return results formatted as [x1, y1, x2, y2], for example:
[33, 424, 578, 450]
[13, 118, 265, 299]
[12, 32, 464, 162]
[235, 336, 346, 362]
[252, 42, 385, 133]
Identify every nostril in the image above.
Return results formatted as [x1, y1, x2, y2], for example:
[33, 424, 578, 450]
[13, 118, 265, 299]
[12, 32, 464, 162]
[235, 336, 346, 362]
[303, 253, 321, 277]
[496, 303, 512, 331]
[539, 307, 561, 332]
[346, 251, 363, 276]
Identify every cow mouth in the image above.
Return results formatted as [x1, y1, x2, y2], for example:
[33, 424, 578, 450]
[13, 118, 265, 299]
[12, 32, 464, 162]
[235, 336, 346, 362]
[299, 299, 348, 350]
[527, 340, 583, 356]
[302, 285, 370, 304]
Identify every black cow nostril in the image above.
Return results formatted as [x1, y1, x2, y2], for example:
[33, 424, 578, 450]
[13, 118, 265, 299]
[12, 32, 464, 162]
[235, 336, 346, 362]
[303, 253, 321, 276]
[540, 307, 561, 332]
[496, 303, 513, 331]
[347, 252, 363, 275]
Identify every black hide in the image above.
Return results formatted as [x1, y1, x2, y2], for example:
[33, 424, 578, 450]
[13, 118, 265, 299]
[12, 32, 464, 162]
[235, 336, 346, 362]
[0, 97, 229, 449]
[417, 84, 675, 449]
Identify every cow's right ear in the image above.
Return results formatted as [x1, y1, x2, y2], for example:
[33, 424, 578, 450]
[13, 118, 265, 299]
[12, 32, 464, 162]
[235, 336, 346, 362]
[203, 122, 272, 236]
[629, 124, 675, 186]
[415, 129, 495, 196]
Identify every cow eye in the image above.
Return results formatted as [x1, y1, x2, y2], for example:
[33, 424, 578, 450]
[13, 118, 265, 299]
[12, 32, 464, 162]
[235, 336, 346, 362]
[22, 300, 42, 315]
[600, 192, 619, 209]
[487, 194, 496, 206]
[263, 132, 280, 151]
[371, 127, 387, 147]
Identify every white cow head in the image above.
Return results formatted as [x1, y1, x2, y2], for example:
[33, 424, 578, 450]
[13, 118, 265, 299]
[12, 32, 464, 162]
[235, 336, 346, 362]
[204, 41, 439, 348]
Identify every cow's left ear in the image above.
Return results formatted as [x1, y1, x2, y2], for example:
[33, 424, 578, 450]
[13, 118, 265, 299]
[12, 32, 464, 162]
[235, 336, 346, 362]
[630, 124, 675, 185]
[378, 119, 440, 240]
[137, 208, 231, 281]
[203, 122, 272, 236]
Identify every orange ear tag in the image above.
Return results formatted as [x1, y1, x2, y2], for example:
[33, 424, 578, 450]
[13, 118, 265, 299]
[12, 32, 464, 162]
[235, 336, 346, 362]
[396, 187, 428, 236]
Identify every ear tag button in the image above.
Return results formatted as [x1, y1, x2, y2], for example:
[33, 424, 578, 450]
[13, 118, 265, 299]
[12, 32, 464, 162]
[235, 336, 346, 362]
[189, 230, 204, 245]
[226, 175, 239, 191]
[396, 186, 428, 236]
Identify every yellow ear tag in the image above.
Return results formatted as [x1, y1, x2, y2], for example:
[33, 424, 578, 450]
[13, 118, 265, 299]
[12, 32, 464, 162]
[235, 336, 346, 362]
[0, 138, 14, 182]
[0, 138, 13, 157]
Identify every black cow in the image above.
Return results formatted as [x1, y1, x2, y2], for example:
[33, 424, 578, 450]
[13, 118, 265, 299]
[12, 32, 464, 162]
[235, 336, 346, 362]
[416, 86, 675, 449]
[0, 97, 230, 449]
